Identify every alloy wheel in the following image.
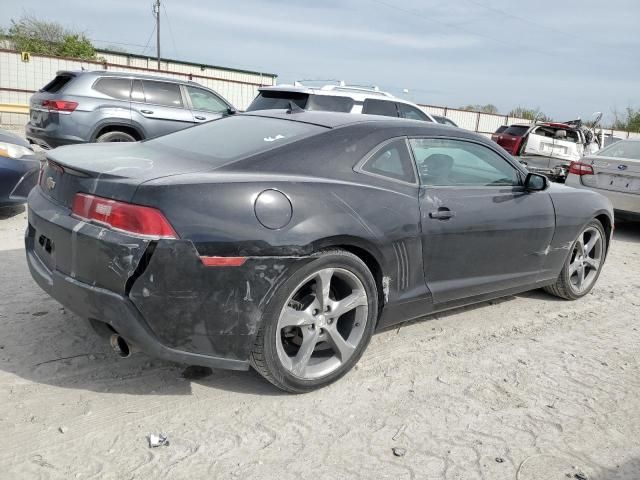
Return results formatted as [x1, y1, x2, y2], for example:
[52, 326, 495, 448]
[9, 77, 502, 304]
[275, 267, 369, 380]
[568, 226, 604, 294]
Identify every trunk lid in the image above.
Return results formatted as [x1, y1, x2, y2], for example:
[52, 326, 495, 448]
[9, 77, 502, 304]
[583, 154, 640, 195]
[39, 141, 215, 208]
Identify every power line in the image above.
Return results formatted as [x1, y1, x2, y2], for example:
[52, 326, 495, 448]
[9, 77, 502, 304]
[364, 0, 569, 60]
[463, 0, 583, 41]
[140, 23, 157, 56]
[162, 2, 179, 59]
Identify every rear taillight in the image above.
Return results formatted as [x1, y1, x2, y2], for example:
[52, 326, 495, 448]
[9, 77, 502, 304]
[71, 193, 177, 239]
[568, 161, 594, 176]
[42, 100, 78, 112]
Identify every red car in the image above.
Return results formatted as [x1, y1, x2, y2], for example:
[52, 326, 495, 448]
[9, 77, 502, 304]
[492, 124, 530, 155]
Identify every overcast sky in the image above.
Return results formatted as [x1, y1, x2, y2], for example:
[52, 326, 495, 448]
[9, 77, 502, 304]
[4, 0, 639, 121]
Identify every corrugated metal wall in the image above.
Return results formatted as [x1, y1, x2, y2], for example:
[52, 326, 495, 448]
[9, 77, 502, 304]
[0, 48, 276, 125]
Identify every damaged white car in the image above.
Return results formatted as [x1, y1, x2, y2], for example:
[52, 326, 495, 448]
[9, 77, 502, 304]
[494, 114, 604, 182]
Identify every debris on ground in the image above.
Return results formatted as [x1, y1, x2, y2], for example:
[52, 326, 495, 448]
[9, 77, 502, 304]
[392, 424, 406, 441]
[392, 447, 406, 457]
[574, 473, 588, 480]
[58, 426, 67, 434]
[148, 433, 170, 448]
[495, 457, 504, 463]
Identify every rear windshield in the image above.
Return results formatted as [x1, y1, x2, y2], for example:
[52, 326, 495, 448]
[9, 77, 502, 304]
[494, 125, 508, 134]
[247, 91, 309, 111]
[307, 95, 354, 113]
[148, 114, 325, 164]
[531, 126, 580, 143]
[503, 125, 529, 137]
[41, 74, 74, 93]
[596, 140, 640, 160]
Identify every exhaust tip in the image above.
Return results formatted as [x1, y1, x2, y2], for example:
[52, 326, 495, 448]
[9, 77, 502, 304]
[110, 334, 131, 358]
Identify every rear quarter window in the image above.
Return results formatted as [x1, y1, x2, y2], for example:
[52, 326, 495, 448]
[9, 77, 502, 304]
[148, 115, 326, 165]
[93, 78, 132, 100]
[41, 74, 74, 93]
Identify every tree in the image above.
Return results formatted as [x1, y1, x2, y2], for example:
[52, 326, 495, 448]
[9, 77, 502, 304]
[6, 14, 96, 60]
[460, 104, 499, 114]
[611, 107, 640, 132]
[508, 106, 550, 122]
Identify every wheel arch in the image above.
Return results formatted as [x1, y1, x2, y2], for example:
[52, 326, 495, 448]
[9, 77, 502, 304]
[90, 120, 146, 142]
[595, 212, 613, 252]
[310, 235, 387, 309]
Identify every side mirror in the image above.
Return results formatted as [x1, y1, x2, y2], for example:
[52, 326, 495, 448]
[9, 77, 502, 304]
[226, 107, 237, 115]
[525, 172, 548, 191]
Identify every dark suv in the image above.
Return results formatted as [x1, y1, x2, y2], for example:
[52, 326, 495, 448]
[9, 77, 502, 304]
[26, 70, 235, 149]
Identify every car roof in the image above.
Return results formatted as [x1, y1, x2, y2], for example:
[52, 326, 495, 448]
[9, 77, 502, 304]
[257, 85, 425, 109]
[57, 69, 200, 85]
[243, 109, 485, 139]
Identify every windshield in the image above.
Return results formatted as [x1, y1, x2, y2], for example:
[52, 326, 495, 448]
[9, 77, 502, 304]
[596, 140, 640, 160]
[148, 115, 326, 164]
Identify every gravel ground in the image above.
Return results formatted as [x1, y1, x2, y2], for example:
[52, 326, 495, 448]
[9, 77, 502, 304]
[0, 205, 639, 480]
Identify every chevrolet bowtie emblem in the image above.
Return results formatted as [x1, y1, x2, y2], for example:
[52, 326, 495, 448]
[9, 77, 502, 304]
[46, 176, 56, 190]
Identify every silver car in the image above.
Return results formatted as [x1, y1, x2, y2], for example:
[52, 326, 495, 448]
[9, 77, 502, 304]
[565, 139, 640, 221]
[26, 70, 235, 149]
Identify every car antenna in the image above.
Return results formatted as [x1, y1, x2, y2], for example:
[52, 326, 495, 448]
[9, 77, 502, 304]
[286, 101, 305, 114]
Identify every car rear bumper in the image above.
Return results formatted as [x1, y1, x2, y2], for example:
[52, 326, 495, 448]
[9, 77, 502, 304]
[25, 123, 85, 149]
[25, 187, 311, 370]
[566, 174, 640, 215]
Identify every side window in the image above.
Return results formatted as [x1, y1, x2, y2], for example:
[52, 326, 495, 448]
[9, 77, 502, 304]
[93, 78, 132, 100]
[398, 103, 430, 121]
[186, 85, 228, 113]
[141, 80, 183, 108]
[409, 138, 520, 187]
[362, 99, 398, 118]
[307, 95, 354, 113]
[359, 139, 416, 184]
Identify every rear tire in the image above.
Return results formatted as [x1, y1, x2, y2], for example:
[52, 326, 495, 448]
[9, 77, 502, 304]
[544, 219, 606, 300]
[96, 131, 136, 143]
[250, 249, 378, 393]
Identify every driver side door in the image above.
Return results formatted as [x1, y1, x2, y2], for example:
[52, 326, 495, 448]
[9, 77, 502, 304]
[410, 137, 555, 305]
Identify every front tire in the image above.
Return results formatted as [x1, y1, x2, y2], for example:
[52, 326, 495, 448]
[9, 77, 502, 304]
[250, 249, 378, 393]
[544, 219, 606, 300]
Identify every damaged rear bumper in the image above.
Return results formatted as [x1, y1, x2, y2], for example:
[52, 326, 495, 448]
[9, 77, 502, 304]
[25, 187, 310, 370]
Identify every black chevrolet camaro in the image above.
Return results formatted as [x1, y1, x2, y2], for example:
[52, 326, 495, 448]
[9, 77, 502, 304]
[26, 111, 613, 392]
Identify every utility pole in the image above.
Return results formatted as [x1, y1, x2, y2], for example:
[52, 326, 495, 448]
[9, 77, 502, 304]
[154, 0, 161, 70]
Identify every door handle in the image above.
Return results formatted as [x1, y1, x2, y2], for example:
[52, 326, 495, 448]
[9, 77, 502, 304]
[140, 109, 154, 114]
[194, 115, 206, 121]
[429, 208, 455, 219]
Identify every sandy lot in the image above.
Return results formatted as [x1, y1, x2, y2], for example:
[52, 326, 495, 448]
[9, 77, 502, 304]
[0, 204, 639, 480]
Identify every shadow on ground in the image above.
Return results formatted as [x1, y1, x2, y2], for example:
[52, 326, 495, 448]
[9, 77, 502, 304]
[0, 204, 25, 219]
